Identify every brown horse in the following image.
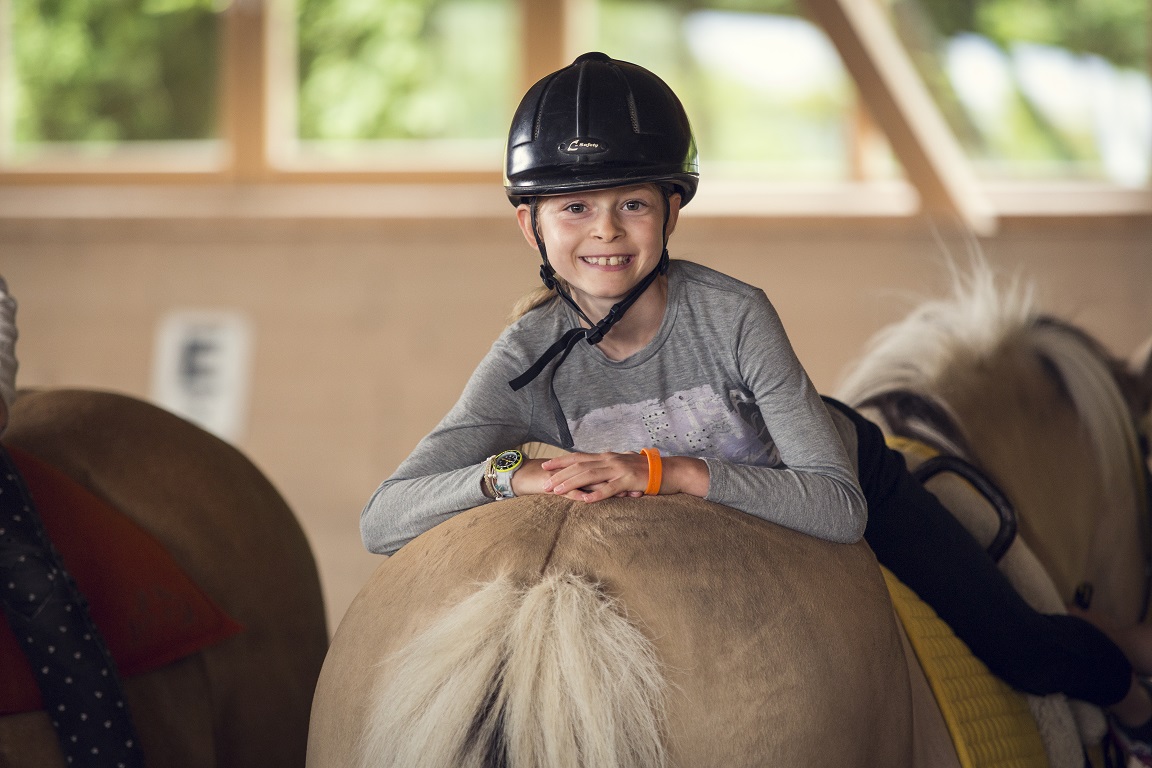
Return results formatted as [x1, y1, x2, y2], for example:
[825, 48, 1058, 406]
[0, 388, 329, 768]
[838, 262, 1152, 629]
[308, 492, 918, 768]
[836, 260, 1152, 765]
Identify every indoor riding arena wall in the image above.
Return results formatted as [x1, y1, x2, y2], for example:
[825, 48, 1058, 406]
[2, 207, 1150, 632]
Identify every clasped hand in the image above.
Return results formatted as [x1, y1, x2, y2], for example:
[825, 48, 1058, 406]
[514, 452, 650, 503]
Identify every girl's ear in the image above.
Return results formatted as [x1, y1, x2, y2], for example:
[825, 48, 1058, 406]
[515, 204, 541, 251]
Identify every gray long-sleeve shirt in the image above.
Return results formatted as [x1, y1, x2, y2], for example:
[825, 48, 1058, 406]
[362, 260, 866, 554]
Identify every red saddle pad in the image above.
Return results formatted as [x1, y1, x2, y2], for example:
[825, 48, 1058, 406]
[0, 444, 243, 715]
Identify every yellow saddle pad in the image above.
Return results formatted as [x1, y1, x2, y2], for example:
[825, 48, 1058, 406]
[882, 567, 1048, 768]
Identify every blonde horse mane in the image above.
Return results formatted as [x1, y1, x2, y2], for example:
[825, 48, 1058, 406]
[358, 572, 667, 768]
[837, 257, 1147, 530]
[1029, 322, 1151, 532]
[837, 258, 1035, 423]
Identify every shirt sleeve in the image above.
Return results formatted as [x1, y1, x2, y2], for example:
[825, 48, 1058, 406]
[360, 339, 539, 555]
[0, 276, 17, 412]
[702, 292, 868, 543]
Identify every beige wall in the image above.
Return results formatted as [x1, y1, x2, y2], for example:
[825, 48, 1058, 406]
[2, 210, 1150, 632]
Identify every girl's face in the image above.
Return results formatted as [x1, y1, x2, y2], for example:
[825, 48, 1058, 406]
[516, 184, 681, 317]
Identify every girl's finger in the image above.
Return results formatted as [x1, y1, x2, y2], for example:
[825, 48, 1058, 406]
[541, 451, 599, 471]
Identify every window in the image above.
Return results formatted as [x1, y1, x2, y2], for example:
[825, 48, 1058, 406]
[891, 0, 1151, 187]
[1, 0, 223, 171]
[1, 0, 1148, 224]
[279, 0, 518, 170]
[583, 0, 888, 182]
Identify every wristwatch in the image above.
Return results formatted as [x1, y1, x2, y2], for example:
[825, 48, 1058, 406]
[489, 449, 524, 500]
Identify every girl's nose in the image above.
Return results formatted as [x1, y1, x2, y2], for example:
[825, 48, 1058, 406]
[591, 209, 625, 240]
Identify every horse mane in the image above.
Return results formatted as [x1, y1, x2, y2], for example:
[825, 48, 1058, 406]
[836, 258, 1035, 456]
[1029, 318, 1150, 534]
[837, 257, 1148, 531]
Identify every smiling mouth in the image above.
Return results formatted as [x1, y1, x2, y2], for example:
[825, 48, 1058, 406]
[581, 256, 632, 266]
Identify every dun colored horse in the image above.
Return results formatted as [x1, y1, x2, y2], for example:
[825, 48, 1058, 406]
[836, 260, 1152, 765]
[838, 262, 1152, 629]
[309, 260, 1151, 767]
[0, 388, 329, 768]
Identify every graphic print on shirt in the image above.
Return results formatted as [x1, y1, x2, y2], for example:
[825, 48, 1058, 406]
[728, 386, 782, 466]
[569, 384, 780, 466]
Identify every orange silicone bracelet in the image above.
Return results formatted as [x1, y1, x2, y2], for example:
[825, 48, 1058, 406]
[640, 448, 662, 496]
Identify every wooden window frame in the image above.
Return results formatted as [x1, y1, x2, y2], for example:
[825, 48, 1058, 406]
[1, 0, 1149, 229]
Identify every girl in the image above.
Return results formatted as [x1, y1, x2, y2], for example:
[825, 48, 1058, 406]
[361, 51, 867, 557]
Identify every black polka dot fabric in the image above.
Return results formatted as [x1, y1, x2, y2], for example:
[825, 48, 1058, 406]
[0, 447, 144, 767]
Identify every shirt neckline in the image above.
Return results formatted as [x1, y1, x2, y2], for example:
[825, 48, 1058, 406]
[563, 260, 683, 370]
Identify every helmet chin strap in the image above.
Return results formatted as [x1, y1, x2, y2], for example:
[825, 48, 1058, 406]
[508, 194, 672, 447]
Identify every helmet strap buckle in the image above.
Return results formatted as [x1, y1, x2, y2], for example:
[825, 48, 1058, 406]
[539, 263, 557, 290]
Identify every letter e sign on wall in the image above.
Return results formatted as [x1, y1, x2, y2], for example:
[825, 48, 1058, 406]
[150, 310, 253, 443]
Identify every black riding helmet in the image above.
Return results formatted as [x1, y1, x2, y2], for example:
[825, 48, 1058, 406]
[504, 51, 699, 204]
[504, 53, 700, 447]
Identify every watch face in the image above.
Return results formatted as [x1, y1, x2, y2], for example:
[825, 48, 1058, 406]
[494, 450, 523, 472]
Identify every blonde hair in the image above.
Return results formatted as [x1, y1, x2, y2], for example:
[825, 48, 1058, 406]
[508, 285, 557, 324]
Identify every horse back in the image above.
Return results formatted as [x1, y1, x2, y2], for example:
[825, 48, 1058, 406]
[310, 494, 914, 767]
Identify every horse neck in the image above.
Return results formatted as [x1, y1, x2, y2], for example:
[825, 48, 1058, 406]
[941, 330, 1150, 624]
[1027, 323, 1152, 621]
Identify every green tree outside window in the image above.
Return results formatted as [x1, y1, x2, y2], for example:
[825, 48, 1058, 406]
[7, 0, 219, 148]
[295, 0, 515, 142]
[893, 0, 1150, 184]
[590, 0, 857, 180]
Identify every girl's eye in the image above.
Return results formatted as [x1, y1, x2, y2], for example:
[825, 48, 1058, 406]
[622, 200, 647, 211]
[563, 203, 586, 214]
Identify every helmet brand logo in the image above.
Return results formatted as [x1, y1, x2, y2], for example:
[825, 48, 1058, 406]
[560, 137, 608, 155]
